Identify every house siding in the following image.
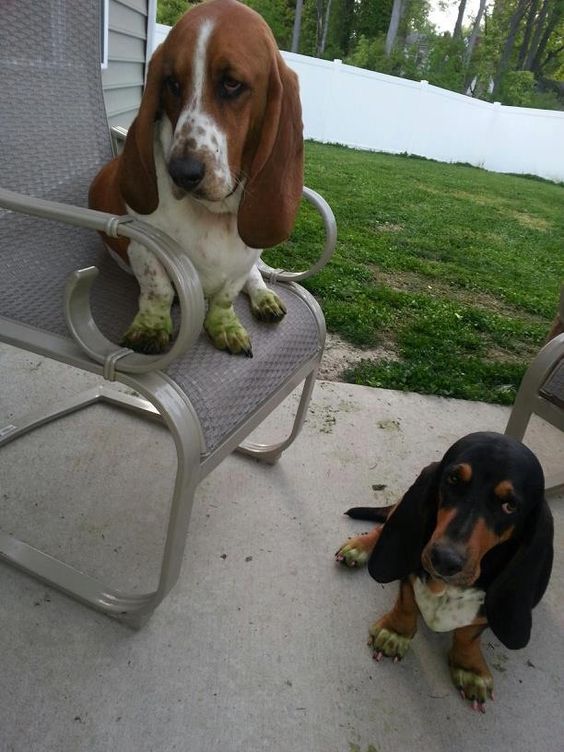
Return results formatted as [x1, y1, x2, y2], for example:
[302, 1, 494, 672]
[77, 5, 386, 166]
[102, 0, 153, 129]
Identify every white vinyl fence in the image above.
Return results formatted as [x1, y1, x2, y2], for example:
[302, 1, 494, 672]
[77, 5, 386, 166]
[153, 24, 564, 183]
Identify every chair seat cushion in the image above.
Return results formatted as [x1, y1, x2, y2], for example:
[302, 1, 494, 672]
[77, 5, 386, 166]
[165, 284, 321, 452]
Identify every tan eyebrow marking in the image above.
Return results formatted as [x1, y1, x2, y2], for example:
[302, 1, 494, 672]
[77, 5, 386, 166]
[494, 480, 514, 499]
[458, 463, 472, 482]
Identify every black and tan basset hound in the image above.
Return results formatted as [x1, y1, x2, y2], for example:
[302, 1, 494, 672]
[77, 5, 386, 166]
[336, 431, 554, 712]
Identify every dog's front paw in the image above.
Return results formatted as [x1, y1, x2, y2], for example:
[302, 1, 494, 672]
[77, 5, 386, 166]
[205, 305, 252, 357]
[335, 534, 373, 568]
[449, 663, 494, 713]
[121, 312, 173, 354]
[250, 290, 287, 322]
[368, 621, 413, 663]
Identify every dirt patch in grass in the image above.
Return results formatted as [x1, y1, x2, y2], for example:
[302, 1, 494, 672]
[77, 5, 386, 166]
[484, 342, 540, 363]
[319, 333, 398, 381]
[372, 267, 546, 322]
[368, 221, 405, 234]
[419, 186, 551, 231]
[508, 211, 551, 231]
[419, 185, 506, 209]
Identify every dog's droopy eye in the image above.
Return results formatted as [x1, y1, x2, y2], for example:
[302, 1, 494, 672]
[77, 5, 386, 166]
[501, 501, 517, 514]
[220, 76, 244, 98]
[447, 472, 459, 485]
[165, 76, 181, 97]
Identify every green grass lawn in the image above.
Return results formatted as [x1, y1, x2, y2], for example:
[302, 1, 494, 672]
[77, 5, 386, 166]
[262, 141, 564, 404]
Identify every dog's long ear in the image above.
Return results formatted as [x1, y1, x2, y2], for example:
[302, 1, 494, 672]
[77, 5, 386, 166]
[237, 51, 303, 249]
[119, 46, 163, 214]
[485, 500, 554, 649]
[367, 462, 440, 583]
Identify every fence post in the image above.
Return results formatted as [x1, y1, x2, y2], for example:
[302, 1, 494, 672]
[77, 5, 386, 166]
[324, 58, 342, 144]
[407, 79, 429, 156]
[482, 100, 502, 171]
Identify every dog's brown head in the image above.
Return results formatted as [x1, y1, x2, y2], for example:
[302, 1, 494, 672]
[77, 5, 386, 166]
[119, 0, 303, 249]
[368, 432, 553, 649]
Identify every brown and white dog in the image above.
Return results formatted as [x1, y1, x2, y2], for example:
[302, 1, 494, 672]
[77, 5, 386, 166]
[89, 0, 303, 356]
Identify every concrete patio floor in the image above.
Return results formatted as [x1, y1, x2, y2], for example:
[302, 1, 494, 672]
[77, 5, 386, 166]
[0, 341, 562, 752]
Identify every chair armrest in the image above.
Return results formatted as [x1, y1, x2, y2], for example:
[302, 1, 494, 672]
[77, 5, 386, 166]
[110, 125, 128, 156]
[0, 187, 205, 375]
[257, 186, 337, 284]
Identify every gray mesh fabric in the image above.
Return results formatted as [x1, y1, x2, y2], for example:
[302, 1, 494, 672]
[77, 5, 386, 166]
[0, 0, 322, 453]
[539, 360, 564, 410]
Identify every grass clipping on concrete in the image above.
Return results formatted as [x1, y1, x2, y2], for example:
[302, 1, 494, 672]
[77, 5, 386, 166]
[262, 142, 564, 405]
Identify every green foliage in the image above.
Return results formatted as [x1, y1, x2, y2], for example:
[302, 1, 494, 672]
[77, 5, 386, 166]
[157, 0, 293, 48]
[156, 0, 194, 26]
[498, 70, 536, 106]
[245, 0, 294, 48]
[346, 35, 388, 71]
[425, 33, 466, 92]
[263, 141, 564, 404]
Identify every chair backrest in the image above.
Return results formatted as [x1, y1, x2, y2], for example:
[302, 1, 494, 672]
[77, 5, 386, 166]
[0, 0, 136, 339]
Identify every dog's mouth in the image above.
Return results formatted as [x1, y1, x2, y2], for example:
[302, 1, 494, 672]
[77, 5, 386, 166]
[425, 569, 478, 588]
[171, 181, 239, 204]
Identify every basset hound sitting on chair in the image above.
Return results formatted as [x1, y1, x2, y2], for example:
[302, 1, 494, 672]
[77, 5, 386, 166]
[89, 0, 303, 356]
[336, 432, 554, 713]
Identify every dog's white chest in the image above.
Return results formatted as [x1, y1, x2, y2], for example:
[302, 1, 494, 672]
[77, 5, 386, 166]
[129, 128, 260, 298]
[412, 577, 485, 632]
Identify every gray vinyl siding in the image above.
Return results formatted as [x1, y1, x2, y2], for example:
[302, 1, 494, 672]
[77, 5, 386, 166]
[101, 0, 150, 129]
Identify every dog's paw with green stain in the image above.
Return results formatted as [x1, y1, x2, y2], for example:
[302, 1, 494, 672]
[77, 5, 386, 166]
[121, 311, 173, 354]
[335, 535, 371, 568]
[250, 289, 287, 322]
[368, 623, 413, 662]
[449, 664, 494, 713]
[205, 304, 252, 357]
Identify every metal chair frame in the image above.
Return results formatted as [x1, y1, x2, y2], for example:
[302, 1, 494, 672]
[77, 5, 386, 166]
[505, 288, 564, 496]
[0, 147, 336, 630]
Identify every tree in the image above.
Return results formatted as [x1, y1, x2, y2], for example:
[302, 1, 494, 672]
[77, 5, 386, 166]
[464, 0, 488, 68]
[492, 0, 530, 95]
[291, 0, 304, 52]
[453, 0, 468, 39]
[385, 0, 405, 56]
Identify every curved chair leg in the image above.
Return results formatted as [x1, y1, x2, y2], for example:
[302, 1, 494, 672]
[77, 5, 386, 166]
[236, 368, 317, 464]
[505, 397, 532, 441]
[0, 372, 203, 628]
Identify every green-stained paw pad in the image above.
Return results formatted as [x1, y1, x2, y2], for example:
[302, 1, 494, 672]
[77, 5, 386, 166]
[449, 664, 494, 712]
[335, 538, 370, 568]
[205, 305, 252, 356]
[368, 624, 412, 662]
[251, 290, 287, 322]
[121, 312, 173, 354]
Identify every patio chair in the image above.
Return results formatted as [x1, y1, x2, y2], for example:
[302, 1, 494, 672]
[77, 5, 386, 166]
[505, 286, 564, 495]
[0, 0, 336, 626]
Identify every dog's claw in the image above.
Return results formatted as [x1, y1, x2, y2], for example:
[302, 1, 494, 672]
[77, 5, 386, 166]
[450, 665, 494, 712]
[251, 290, 286, 322]
[334, 538, 370, 568]
[368, 624, 413, 662]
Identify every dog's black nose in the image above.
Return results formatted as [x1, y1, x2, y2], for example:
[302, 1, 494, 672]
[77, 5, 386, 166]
[430, 545, 465, 578]
[168, 156, 205, 191]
